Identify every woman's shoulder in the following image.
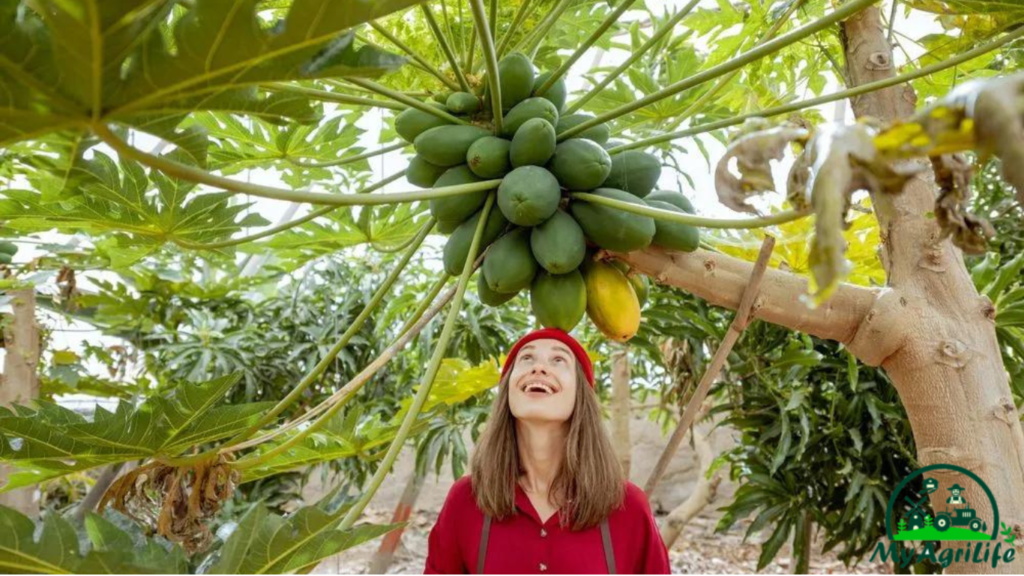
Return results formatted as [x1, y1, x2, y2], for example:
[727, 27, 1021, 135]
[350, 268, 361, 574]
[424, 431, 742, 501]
[618, 481, 656, 516]
[444, 475, 477, 505]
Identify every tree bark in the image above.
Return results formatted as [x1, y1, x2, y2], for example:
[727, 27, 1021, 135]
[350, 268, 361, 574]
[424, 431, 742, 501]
[659, 424, 720, 548]
[1, 288, 40, 516]
[616, 7, 1024, 573]
[610, 343, 632, 478]
[368, 467, 425, 574]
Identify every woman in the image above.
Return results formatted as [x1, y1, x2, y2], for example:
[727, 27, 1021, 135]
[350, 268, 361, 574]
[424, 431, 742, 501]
[424, 327, 672, 574]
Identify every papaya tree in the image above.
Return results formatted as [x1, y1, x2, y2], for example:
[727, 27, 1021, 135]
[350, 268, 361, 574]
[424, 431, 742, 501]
[0, 0, 1022, 573]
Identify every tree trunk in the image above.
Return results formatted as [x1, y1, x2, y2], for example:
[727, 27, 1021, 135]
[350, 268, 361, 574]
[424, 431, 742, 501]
[1, 288, 40, 516]
[840, 8, 1024, 573]
[369, 467, 425, 574]
[659, 426, 720, 548]
[615, 7, 1024, 573]
[610, 343, 632, 478]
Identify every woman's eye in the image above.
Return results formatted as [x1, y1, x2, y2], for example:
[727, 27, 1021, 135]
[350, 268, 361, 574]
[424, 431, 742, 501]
[555, 357, 564, 362]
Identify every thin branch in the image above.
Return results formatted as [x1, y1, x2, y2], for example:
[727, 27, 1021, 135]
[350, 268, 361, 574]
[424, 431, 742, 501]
[489, 0, 499, 47]
[495, 0, 537, 57]
[526, 0, 574, 60]
[465, 25, 477, 74]
[534, 0, 641, 97]
[557, 0, 880, 141]
[343, 78, 470, 125]
[368, 21, 461, 91]
[422, 5, 473, 92]
[566, 0, 700, 113]
[512, 0, 573, 58]
[264, 83, 405, 111]
[608, 24, 1024, 153]
[643, 237, 774, 495]
[175, 171, 407, 251]
[338, 194, 496, 531]
[224, 218, 436, 448]
[569, 192, 810, 228]
[886, 0, 899, 43]
[95, 123, 501, 206]
[469, 0, 503, 133]
[286, 141, 407, 169]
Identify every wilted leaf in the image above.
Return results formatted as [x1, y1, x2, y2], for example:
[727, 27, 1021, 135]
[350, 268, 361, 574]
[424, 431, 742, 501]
[714, 122, 809, 213]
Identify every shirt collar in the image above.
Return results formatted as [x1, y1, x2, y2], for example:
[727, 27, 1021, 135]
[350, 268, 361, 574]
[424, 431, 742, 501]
[514, 481, 560, 526]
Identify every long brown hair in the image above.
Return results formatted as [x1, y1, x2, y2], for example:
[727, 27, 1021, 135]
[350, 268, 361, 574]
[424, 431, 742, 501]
[469, 361, 625, 531]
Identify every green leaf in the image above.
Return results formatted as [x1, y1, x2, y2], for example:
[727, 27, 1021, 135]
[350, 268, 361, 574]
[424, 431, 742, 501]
[0, 0, 423, 146]
[0, 373, 270, 490]
[210, 503, 402, 574]
[756, 515, 792, 571]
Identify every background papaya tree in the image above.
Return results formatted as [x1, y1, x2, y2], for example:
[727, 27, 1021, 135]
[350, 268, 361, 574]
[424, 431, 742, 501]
[1, 0, 1023, 573]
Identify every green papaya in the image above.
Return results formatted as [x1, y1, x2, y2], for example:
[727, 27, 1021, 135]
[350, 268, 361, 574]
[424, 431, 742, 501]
[447, 91, 481, 114]
[556, 113, 610, 145]
[645, 189, 695, 213]
[466, 137, 512, 179]
[532, 71, 568, 113]
[645, 199, 700, 252]
[483, 228, 538, 293]
[498, 53, 536, 111]
[531, 269, 587, 331]
[395, 104, 451, 142]
[497, 166, 561, 226]
[432, 91, 451, 104]
[478, 271, 519, 306]
[510, 118, 556, 167]
[414, 125, 491, 167]
[530, 210, 585, 274]
[570, 188, 655, 251]
[430, 166, 486, 229]
[501, 97, 558, 137]
[438, 219, 461, 234]
[407, 155, 447, 188]
[0, 241, 17, 256]
[603, 151, 661, 198]
[548, 139, 611, 191]
[443, 203, 508, 276]
[609, 260, 648, 308]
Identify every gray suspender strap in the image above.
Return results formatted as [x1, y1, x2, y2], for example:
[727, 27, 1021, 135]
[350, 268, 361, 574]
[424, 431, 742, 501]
[477, 514, 616, 574]
[477, 514, 492, 574]
[600, 518, 616, 574]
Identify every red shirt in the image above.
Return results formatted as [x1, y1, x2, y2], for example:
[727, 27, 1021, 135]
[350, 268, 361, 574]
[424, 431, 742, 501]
[424, 476, 672, 574]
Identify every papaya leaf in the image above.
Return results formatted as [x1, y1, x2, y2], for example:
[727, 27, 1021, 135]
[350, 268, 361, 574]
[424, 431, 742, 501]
[0, 506, 187, 574]
[0, 0, 422, 147]
[714, 122, 809, 213]
[0, 150, 269, 244]
[391, 357, 500, 423]
[209, 503, 401, 574]
[0, 373, 271, 491]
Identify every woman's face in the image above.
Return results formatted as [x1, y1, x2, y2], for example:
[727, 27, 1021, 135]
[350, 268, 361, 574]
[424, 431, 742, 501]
[507, 338, 578, 423]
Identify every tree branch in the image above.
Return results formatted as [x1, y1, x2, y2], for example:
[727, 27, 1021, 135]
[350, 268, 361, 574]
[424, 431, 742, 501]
[612, 246, 878, 346]
[367, 22, 461, 91]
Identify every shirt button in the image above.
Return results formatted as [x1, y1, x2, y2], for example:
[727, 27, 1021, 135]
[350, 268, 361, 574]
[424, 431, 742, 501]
[540, 563, 548, 571]
[540, 529, 547, 537]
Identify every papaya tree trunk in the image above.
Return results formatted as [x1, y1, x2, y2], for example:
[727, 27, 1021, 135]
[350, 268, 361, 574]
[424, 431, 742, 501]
[616, 7, 1024, 573]
[1, 288, 40, 516]
[368, 466, 425, 574]
[610, 343, 632, 478]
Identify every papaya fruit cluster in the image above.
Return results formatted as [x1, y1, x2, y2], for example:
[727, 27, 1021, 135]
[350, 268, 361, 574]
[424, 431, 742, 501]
[0, 241, 16, 265]
[395, 53, 701, 342]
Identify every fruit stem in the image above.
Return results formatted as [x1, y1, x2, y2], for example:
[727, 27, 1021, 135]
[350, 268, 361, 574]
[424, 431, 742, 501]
[263, 83, 405, 111]
[469, 0, 504, 134]
[495, 0, 537, 57]
[533, 0, 640, 97]
[569, 192, 811, 229]
[338, 194, 496, 532]
[175, 171, 407, 251]
[367, 21, 461, 92]
[566, 0, 700, 114]
[95, 123, 501, 206]
[344, 78, 470, 125]
[224, 218, 437, 450]
[285, 141, 408, 169]
[421, 5, 474, 93]
[607, 25, 1024, 154]
[556, 0, 880, 141]
[515, 0, 573, 59]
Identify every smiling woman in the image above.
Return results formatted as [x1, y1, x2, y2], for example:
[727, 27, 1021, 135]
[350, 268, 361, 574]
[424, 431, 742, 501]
[424, 328, 671, 574]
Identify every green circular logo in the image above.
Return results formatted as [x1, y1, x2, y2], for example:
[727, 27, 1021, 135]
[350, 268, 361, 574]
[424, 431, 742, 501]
[885, 463, 999, 541]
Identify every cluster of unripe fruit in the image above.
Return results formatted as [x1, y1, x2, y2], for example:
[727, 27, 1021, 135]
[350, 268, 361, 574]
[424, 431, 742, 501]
[394, 53, 700, 341]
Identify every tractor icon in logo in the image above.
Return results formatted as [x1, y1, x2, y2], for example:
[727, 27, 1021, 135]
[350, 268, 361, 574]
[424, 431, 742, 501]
[935, 483, 983, 533]
[892, 470, 992, 541]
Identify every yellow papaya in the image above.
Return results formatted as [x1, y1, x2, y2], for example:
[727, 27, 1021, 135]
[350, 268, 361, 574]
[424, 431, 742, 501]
[582, 259, 640, 342]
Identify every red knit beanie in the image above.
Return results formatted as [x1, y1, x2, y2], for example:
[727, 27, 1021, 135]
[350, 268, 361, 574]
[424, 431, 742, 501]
[500, 328, 595, 388]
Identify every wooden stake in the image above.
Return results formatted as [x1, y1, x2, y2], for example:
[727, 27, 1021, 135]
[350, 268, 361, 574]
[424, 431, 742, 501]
[643, 235, 775, 495]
